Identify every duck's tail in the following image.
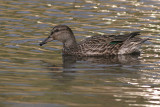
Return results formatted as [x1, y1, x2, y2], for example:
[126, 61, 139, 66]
[118, 32, 149, 54]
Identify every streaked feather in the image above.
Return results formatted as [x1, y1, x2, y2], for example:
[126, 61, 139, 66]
[63, 32, 148, 56]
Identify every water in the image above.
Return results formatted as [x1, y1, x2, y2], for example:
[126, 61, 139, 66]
[0, 0, 160, 107]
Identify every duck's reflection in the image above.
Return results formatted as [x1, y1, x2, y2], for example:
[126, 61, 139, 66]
[44, 54, 140, 82]
[45, 54, 141, 87]
[62, 54, 140, 72]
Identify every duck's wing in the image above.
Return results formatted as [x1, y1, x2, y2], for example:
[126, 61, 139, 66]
[77, 32, 145, 56]
[80, 32, 141, 45]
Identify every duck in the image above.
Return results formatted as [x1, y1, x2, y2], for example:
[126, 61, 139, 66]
[39, 25, 149, 56]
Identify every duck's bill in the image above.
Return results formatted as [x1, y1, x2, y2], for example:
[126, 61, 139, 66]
[39, 36, 53, 46]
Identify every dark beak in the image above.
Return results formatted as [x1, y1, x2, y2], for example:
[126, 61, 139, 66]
[39, 36, 54, 46]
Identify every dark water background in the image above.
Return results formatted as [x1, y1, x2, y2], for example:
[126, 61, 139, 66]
[0, 0, 160, 107]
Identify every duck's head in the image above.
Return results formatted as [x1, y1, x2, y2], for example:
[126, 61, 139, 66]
[39, 25, 76, 46]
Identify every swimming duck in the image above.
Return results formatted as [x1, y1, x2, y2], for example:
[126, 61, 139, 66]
[39, 25, 149, 56]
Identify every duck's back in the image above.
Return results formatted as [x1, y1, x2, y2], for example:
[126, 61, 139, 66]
[64, 32, 148, 56]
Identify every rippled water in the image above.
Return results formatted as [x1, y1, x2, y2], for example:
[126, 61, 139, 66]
[0, 0, 160, 107]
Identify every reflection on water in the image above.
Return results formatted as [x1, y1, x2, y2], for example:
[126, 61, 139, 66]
[62, 55, 140, 72]
[0, 0, 160, 107]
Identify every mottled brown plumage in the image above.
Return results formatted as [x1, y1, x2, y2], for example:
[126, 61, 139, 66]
[40, 25, 149, 56]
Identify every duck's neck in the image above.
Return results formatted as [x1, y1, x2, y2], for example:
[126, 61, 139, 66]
[63, 38, 77, 49]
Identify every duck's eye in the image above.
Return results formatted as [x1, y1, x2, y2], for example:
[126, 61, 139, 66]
[54, 29, 59, 32]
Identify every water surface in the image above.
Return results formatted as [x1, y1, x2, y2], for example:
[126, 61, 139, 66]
[0, 0, 160, 107]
